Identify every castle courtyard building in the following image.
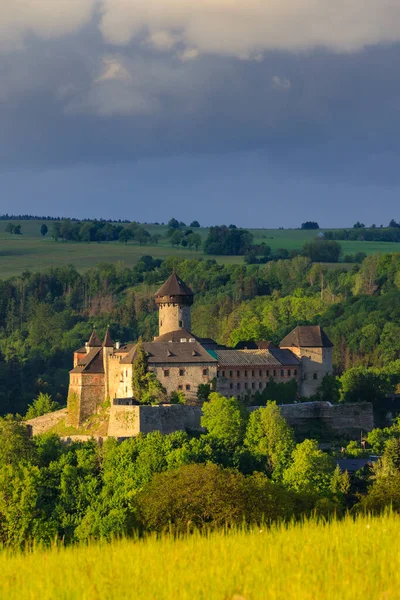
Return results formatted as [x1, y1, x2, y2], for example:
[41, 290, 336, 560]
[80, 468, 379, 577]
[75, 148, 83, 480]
[67, 272, 333, 426]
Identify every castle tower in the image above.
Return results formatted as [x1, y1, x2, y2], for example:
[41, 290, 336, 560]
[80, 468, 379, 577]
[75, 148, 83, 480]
[280, 326, 333, 397]
[154, 272, 194, 336]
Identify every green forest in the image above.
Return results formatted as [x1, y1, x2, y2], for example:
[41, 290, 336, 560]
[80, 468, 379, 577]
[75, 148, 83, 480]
[2, 252, 400, 414]
[1, 248, 400, 548]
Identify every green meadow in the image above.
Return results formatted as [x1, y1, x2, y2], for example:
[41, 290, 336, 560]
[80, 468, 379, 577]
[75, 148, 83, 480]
[1, 219, 400, 278]
[1, 514, 397, 600]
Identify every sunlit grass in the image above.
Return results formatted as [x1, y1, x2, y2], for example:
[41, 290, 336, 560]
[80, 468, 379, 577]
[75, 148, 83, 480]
[1, 513, 398, 599]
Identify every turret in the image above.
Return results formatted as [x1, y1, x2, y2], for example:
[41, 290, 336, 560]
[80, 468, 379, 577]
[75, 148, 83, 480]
[86, 328, 102, 353]
[154, 272, 194, 336]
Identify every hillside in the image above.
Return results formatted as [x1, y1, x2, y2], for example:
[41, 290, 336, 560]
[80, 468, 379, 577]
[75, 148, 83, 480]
[1, 219, 400, 278]
[1, 514, 397, 599]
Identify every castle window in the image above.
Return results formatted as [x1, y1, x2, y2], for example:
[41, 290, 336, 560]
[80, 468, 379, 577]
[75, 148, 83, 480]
[164, 369, 170, 377]
[203, 368, 208, 376]
[222, 370, 225, 377]
[313, 373, 318, 380]
[281, 370, 284, 377]
[259, 382, 262, 389]
[259, 370, 262, 377]
[179, 369, 185, 377]
[252, 370, 255, 377]
[244, 370, 248, 377]
[186, 384, 191, 391]
[125, 386, 128, 393]
[267, 370, 270, 377]
[294, 369, 297, 376]
[237, 371, 240, 377]
[288, 369, 291, 377]
[244, 383, 248, 390]
[252, 382, 255, 390]
[125, 370, 128, 377]
[230, 370, 233, 377]
[230, 383, 233, 390]
[237, 383, 241, 390]
[178, 385, 183, 390]
[273, 370, 276, 377]
[179, 320, 183, 328]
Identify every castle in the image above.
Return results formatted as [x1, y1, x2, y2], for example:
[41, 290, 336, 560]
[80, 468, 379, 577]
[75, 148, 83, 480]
[67, 272, 334, 427]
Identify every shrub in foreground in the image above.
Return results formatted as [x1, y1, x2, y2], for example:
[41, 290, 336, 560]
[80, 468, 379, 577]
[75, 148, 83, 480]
[136, 463, 295, 533]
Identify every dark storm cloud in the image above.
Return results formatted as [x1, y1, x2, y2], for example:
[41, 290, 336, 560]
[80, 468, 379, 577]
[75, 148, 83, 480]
[1, 24, 400, 189]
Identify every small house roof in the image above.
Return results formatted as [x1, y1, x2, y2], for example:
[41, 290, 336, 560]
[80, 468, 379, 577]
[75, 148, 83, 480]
[279, 326, 333, 349]
[154, 272, 194, 299]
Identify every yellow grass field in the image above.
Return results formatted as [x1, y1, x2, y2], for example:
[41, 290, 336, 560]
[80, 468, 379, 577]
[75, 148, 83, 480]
[1, 514, 398, 600]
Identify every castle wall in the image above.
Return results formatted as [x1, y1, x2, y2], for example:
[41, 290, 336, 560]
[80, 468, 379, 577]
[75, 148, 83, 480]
[152, 363, 217, 403]
[26, 408, 68, 436]
[107, 402, 374, 440]
[67, 373, 105, 427]
[158, 303, 191, 336]
[276, 401, 373, 438]
[108, 404, 204, 437]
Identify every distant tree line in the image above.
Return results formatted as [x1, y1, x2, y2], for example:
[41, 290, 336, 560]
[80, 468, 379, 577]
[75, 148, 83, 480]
[324, 227, 400, 243]
[0, 214, 131, 223]
[51, 220, 159, 245]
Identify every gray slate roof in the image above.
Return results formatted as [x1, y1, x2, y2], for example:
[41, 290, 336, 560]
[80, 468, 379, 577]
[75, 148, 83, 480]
[280, 326, 333, 349]
[121, 341, 217, 365]
[216, 348, 299, 367]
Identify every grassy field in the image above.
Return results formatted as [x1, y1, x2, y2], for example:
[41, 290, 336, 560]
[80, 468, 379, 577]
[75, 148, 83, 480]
[0, 513, 397, 599]
[1, 219, 400, 279]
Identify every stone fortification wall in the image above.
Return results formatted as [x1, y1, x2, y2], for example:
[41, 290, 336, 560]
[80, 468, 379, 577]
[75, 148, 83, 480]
[108, 401, 374, 439]
[108, 404, 204, 437]
[26, 408, 68, 436]
[108, 404, 141, 437]
[267, 402, 373, 438]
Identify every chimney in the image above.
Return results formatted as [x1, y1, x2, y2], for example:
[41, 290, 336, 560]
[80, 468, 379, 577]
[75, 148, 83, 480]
[115, 341, 120, 350]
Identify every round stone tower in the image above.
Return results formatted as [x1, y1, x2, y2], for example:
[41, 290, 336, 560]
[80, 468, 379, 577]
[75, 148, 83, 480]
[154, 272, 194, 337]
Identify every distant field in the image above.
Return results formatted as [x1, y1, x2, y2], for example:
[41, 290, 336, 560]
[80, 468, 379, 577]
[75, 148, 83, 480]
[1, 219, 400, 278]
[0, 514, 398, 600]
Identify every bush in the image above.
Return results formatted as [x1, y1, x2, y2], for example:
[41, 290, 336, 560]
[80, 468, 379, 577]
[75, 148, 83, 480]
[136, 463, 295, 533]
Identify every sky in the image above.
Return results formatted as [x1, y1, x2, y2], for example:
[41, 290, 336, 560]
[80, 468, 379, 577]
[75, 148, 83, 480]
[1, 1, 400, 228]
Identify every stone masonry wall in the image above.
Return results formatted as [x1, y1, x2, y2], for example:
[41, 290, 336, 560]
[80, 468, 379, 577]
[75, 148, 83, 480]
[265, 401, 373, 438]
[152, 363, 217, 403]
[67, 373, 105, 427]
[108, 404, 204, 437]
[158, 303, 191, 337]
[107, 401, 374, 439]
[108, 404, 141, 437]
[27, 408, 68, 436]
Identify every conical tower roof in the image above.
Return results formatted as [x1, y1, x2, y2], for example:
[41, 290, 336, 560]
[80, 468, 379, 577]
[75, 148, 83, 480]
[87, 328, 102, 348]
[103, 327, 114, 348]
[154, 272, 194, 301]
